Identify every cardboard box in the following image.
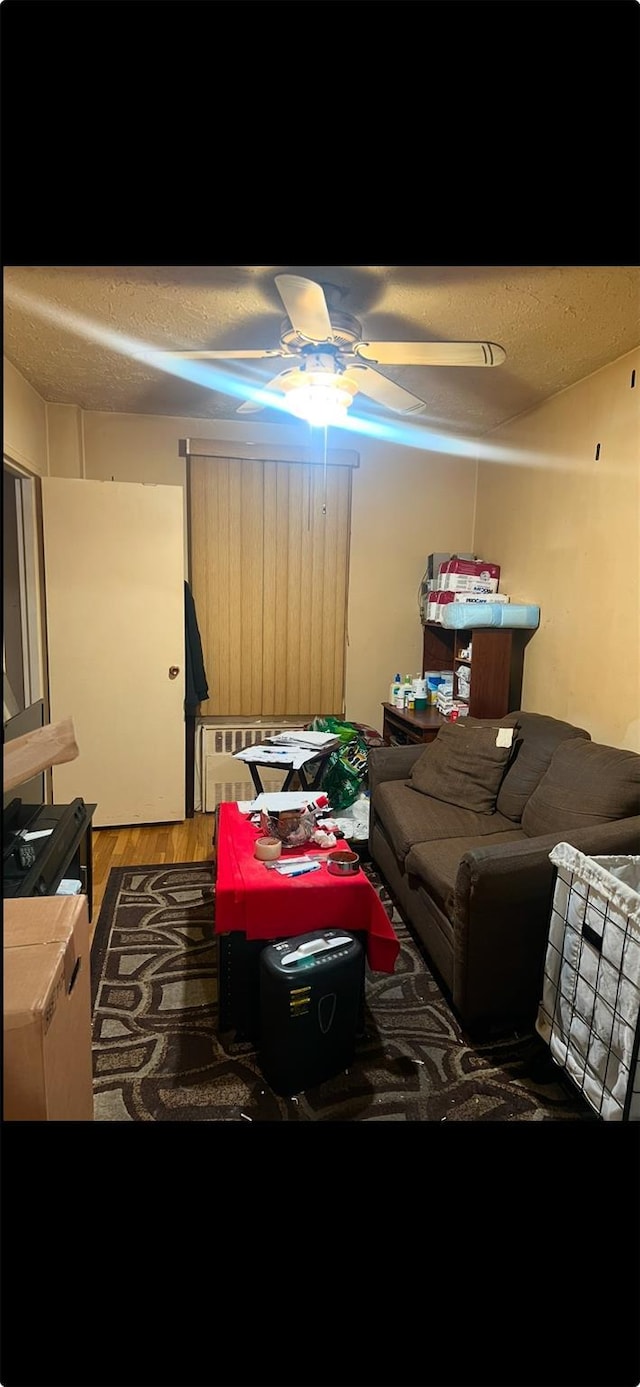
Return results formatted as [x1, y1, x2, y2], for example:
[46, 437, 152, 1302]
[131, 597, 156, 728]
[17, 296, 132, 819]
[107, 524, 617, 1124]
[426, 552, 475, 579]
[425, 670, 454, 703]
[451, 592, 510, 604]
[437, 574, 499, 593]
[439, 557, 501, 583]
[426, 552, 452, 579]
[4, 895, 94, 1121]
[428, 590, 456, 622]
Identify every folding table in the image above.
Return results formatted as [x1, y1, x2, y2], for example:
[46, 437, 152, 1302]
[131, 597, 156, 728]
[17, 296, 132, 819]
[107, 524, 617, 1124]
[240, 744, 334, 797]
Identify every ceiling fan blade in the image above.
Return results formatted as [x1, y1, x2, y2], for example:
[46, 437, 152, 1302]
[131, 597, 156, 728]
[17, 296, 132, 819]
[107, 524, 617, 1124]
[236, 369, 299, 414]
[275, 274, 333, 343]
[354, 341, 507, 367]
[163, 347, 286, 360]
[349, 365, 426, 414]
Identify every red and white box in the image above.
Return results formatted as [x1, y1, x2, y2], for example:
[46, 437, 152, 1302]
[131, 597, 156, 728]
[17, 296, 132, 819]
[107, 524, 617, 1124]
[438, 558, 500, 592]
[451, 592, 510, 605]
[428, 590, 456, 622]
[436, 574, 497, 594]
[429, 590, 510, 622]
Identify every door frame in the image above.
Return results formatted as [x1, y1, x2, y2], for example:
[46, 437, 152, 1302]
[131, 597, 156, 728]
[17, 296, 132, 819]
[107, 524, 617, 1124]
[3, 455, 48, 719]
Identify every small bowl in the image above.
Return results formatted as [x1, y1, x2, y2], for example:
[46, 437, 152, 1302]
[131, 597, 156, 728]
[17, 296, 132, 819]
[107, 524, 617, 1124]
[254, 836, 282, 862]
[326, 849, 360, 876]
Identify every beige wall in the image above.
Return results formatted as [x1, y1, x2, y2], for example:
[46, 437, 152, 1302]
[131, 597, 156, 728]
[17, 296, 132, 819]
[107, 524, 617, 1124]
[346, 438, 476, 729]
[5, 349, 638, 749]
[474, 349, 640, 750]
[3, 357, 48, 474]
[47, 404, 84, 478]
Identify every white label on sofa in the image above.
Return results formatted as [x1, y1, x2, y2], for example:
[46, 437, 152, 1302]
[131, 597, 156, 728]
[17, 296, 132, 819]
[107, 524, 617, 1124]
[496, 728, 515, 747]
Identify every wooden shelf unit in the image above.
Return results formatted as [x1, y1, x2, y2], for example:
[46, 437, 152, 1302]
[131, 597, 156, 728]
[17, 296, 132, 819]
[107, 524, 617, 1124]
[422, 621, 531, 720]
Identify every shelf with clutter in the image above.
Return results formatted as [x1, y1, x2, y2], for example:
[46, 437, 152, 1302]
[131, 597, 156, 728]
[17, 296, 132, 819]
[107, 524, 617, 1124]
[419, 553, 540, 720]
[420, 553, 540, 632]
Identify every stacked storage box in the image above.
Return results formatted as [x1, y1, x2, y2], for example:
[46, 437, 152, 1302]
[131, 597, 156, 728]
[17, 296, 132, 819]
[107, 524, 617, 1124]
[429, 556, 540, 633]
[420, 552, 476, 622]
[437, 557, 501, 594]
[431, 557, 507, 622]
[427, 589, 511, 622]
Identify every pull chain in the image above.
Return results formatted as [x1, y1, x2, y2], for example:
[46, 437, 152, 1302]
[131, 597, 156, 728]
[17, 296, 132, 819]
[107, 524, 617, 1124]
[306, 425, 329, 527]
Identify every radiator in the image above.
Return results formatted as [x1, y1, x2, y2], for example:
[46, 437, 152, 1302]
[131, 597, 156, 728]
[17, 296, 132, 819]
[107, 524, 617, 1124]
[199, 723, 306, 813]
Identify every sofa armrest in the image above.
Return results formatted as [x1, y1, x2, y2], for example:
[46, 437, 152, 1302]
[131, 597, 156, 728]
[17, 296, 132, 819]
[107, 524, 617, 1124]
[459, 817, 640, 904]
[452, 816, 640, 1029]
[367, 743, 425, 795]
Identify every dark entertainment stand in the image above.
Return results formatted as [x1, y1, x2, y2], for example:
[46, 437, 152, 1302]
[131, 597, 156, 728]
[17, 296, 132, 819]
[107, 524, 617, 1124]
[3, 798, 96, 922]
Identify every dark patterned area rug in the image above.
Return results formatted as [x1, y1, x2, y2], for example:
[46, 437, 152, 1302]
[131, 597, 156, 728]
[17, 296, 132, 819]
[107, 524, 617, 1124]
[90, 860, 596, 1122]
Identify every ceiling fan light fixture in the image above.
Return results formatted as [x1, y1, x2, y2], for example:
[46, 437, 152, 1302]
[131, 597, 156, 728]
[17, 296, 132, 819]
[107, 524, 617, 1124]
[284, 377, 355, 427]
[280, 358, 357, 427]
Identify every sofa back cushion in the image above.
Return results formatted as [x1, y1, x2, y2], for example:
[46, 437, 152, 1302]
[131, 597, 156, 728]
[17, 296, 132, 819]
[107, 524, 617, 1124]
[407, 721, 518, 815]
[521, 738, 640, 837]
[495, 712, 591, 822]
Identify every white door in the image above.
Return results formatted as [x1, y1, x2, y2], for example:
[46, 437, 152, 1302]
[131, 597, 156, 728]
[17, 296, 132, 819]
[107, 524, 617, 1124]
[41, 478, 185, 827]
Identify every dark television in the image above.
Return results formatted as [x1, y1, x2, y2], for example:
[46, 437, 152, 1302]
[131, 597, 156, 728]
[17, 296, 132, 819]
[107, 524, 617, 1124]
[3, 698, 47, 812]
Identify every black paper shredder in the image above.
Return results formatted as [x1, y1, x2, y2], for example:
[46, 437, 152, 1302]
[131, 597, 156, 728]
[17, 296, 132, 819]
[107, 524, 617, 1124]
[258, 929, 364, 1096]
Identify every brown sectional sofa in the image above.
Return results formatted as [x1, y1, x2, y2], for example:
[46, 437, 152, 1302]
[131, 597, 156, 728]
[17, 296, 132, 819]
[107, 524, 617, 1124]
[367, 712, 640, 1033]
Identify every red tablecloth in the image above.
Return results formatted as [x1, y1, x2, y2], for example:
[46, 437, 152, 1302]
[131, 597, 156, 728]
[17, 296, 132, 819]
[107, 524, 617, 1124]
[215, 802, 399, 973]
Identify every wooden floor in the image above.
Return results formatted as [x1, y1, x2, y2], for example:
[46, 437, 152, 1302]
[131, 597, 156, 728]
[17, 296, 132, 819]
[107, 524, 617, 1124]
[91, 812, 216, 926]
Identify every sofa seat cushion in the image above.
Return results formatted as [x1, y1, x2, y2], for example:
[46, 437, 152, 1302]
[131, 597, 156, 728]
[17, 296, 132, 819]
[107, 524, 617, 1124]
[373, 779, 516, 862]
[521, 738, 640, 837]
[406, 830, 526, 917]
[406, 721, 518, 814]
[496, 712, 591, 822]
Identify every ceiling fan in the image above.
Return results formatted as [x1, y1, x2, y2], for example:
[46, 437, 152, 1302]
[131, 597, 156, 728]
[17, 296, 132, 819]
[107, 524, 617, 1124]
[163, 274, 507, 425]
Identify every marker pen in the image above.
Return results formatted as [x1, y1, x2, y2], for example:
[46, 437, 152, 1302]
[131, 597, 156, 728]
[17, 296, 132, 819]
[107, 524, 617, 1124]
[280, 862, 321, 879]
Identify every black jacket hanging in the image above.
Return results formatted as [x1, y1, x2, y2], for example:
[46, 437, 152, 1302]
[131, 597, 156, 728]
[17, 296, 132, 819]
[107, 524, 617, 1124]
[184, 580, 209, 715]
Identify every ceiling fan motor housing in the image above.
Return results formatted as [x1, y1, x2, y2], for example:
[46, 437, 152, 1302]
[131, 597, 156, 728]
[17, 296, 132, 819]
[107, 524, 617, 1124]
[298, 350, 344, 377]
[279, 310, 363, 354]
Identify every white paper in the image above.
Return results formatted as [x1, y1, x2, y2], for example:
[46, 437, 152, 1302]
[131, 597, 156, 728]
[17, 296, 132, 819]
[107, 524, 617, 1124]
[268, 731, 339, 750]
[250, 791, 326, 812]
[496, 727, 515, 748]
[234, 744, 293, 762]
[233, 744, 319, 769]
[272, 860, 322, 877]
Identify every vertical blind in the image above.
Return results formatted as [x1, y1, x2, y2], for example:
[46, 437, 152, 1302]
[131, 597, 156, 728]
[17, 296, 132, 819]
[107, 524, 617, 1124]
[186, 440, 357, 718]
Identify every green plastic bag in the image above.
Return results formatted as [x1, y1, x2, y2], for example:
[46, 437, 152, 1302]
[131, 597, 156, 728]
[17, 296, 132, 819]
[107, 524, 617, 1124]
[311, 715, 356, 745]
[310, 717, 369, 811]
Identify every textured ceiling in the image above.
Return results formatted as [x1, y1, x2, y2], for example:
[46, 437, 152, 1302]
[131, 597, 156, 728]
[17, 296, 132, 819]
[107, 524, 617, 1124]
[4, 265, 640, 439]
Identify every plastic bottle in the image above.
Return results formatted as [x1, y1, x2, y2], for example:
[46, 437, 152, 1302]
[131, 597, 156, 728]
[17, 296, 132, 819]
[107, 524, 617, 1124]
[389, 672, 402, 704]
[403, 674, 414, 709]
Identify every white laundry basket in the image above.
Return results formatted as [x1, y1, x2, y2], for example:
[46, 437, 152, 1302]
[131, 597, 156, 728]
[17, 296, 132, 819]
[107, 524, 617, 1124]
[536, 844, 640, 1120]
